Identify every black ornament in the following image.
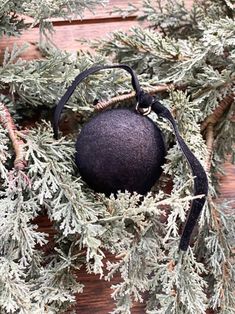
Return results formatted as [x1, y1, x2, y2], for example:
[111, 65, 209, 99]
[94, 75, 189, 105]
[53, 64, 208, 251]
[75, 108, 166, 195]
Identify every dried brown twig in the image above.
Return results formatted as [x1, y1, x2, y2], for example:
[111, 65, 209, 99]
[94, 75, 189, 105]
[203, 93, 234, 172]
[205, 124, 214, 172]
[95, 84, 174, 111]
[201, 93, 234, 132]
[0, 102, 26, 170]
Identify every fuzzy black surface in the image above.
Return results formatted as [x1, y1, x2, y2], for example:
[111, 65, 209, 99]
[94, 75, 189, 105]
[75, 108, 166, 195]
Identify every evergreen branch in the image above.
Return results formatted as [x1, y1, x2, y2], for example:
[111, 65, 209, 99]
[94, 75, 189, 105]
[94, 84, 174, 110]
[206, 197, 235, 311]
[0, 101, 25, 170]
[0, 0, 234, 313]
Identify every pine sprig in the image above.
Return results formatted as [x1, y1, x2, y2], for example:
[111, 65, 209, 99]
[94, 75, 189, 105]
[0, 48, 133, 117]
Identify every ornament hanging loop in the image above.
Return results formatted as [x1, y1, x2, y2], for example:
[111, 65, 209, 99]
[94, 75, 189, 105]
[135, 102, 152, 115]
[135, 90, 154, 116]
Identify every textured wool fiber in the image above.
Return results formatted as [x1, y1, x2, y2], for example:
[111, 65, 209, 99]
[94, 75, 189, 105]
[75, 108, 166, 195]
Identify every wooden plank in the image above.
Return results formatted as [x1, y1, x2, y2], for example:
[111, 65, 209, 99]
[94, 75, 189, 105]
[73, 264, 146, 314]
[219, 161, 235, 208]
[0, 17, 142, 60]
[0, 0, 196, 60]
[0, 0, 143, 60]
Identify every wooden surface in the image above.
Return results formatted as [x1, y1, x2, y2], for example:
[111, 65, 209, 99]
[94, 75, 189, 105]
[0, 0, 142, 60]
[1, 0, 234, 313]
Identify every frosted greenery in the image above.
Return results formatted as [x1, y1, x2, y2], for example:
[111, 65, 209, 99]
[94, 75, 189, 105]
[0, 0, 234, 313]
[0, 46, 131, 114]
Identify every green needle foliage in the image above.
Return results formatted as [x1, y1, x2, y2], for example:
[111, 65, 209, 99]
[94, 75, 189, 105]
[0, 0, 234, 313]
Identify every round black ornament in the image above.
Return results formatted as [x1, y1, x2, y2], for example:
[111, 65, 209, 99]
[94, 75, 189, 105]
[75, 108, 166, 195]
[53, 64, 208, 251]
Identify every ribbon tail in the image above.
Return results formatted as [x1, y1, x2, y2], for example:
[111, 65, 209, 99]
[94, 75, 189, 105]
[152, 100, 208, 251]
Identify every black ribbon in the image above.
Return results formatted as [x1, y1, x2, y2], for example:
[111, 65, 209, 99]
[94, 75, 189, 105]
[53, 64, 141, 140]
[150, 98, 208, 250]
[53, 64, 208, 251]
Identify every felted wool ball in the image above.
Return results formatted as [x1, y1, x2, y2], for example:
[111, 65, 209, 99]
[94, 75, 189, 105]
[75, 108, 166, 196]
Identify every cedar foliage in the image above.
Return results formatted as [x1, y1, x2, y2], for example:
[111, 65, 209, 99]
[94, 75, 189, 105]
[0, 0, 234, 313]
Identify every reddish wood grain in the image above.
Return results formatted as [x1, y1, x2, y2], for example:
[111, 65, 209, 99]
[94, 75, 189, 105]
[73, 267, 146, 314]
[0, 17, 142, 60]
[219, 161, 235, 203]
[0, 0, 196, 60]
[0, 0, 143, 60]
